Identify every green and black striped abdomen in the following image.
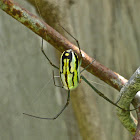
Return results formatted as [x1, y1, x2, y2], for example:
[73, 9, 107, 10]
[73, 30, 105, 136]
[60, 49, 80, 90]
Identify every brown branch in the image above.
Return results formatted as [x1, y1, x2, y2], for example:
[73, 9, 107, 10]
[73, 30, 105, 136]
[0, 0, 128, 91]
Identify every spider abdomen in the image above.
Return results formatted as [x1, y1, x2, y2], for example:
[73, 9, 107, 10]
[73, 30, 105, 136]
[60, 49, 80, 90]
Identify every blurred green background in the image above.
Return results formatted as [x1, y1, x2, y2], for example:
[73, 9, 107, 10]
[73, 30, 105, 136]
[0, 0, 139, 140]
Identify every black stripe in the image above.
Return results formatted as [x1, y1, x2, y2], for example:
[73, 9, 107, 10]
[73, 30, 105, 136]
[61, 57, 64, 73]
[74, 52, 78, 70]
[65, 72, 69, 89]
[72, 72, 75, 86]
[62, 51, 72, 73]
[68, 52, 72, 73]
[65, 59, 69, 89]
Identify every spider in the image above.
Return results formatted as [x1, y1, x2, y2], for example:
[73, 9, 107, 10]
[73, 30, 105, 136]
[23, 1, 137, 120]
[23, 24, 137, 120]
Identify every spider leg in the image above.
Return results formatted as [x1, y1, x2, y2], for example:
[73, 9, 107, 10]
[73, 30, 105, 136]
[81, 75, 138, 111]
[52, 70, 63, 88]
[41, 38, 59, 69]
[115, 93, 123, 104]
[23, 90, 70, 120]
[80, 59, 96, 73]
[58, 25, 82, 59]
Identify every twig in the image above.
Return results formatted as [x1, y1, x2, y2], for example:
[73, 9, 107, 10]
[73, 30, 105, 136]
[116, 67, 140, 135]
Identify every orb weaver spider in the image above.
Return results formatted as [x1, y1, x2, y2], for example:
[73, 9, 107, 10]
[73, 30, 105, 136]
[23, 1, 137, 120]
[23, 24, 137, 120]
